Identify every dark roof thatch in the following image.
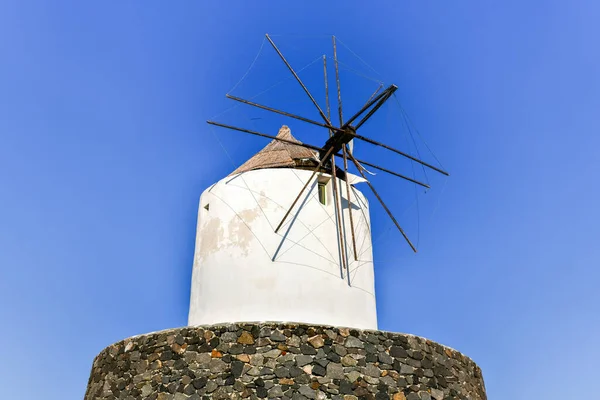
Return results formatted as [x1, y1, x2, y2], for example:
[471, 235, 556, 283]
[229, 125, 318, 176]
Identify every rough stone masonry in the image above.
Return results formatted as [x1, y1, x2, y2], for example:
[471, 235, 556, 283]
[85, 323, 486, 400]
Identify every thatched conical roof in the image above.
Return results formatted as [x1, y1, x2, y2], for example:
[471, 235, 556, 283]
[229, 125, 318, 176]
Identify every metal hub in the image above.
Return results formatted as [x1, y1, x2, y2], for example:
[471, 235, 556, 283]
[320, 125, 356, 160]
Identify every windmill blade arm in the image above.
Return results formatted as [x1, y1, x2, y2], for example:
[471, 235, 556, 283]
[332, 36, 344, 127]
[207, 121, 324, 153]
[363, 83, 384, 108]
[354, 87, 397, 129]
[265, 34, 332, 126]
[324, 52, 352, 273]
[344, 155, 430, 189]
[352, 133, 449, 176]
[341, 145, 358, 260]
[225, 95, 344, 134]
[346, 152, 417, 253]
[207, 120, 431, 188]
[343, 85, 396, 128]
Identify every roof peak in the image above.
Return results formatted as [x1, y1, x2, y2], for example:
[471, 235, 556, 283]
[229, 125, 317, 176]
[276, 125, 291, 137]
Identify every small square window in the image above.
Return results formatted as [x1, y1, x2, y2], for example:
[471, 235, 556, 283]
[318, 182, 327, 205]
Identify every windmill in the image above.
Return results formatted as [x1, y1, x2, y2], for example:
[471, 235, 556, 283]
[207, 34, 449, 265]
[84, 35, 487, 400]
[189, 34, 449, 329]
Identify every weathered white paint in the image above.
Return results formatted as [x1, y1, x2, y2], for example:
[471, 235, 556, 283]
[188, 168, 377, 329]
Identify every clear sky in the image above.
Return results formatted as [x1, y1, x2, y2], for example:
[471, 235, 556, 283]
[1, 1, 599, 399]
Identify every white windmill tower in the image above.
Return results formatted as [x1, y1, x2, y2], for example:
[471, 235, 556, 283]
[189, 35, 448, 330]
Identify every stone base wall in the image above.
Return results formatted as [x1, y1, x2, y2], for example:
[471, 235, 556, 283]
[85, 323, 486, 400]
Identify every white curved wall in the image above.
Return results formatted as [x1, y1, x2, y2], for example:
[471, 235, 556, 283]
[188, 168, 377, 329]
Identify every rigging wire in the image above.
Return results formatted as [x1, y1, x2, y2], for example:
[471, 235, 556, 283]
[408, 142, 421, 249]
[386, 102, 421, 249]
[207, 50, 332, 257]
[267, 34, 332, 38]
[250, 55, 323, 99]
[207, 123, 275, 225]
[209, 191, 272, 260]
[210, 55, 323, 121]
[209, 117, 342, 267]
[243, 103, 343, 265]
[429, 176, 449, 223]
[351, 100, 426, 260]
[227, 37, 267, 95]
[394, 95, 446, 171]
[334, 36, 383, 79]
[358, 199, 419, 263]
[266, 34, 385, 83]
[394, 94, 430, 187]
[337, 61, 384, 85]
[357, 222, 392, 260]
[274, 198, 339, 262]
[393, 95, 452, 230]
[385, 101, 420, 249]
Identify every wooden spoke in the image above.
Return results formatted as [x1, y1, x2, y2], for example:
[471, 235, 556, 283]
[207, 121, 433, 187]
[343, 85, 395, 128]
[342, 145, 358, 260]
[364, 83, 384, 108]
[333, 36, 344, 127]
[354, 88, 396, 129]
[352, 133, 449, 176]
[347, 150, 417, 253]
[226, 94, 344, 134]
[333, 36, 358, 262]
[207, 121, 322, 152]
[324, 54, 349, 274]
[265, 34, 331, 126]
[350, 157, 430, 189]
[275, 146, 336, 233]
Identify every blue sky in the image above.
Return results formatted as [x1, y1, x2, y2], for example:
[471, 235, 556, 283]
[1, 1, 599, 399]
